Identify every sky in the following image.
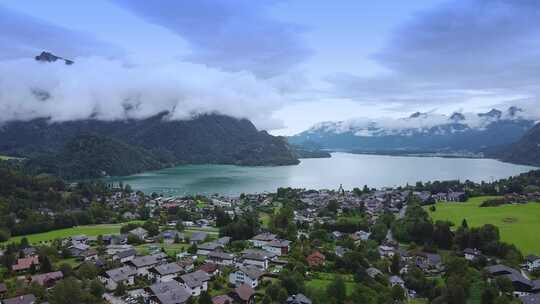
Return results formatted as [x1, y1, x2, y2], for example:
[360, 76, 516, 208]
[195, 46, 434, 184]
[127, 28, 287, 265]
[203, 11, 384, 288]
[0, 0, 539, 135]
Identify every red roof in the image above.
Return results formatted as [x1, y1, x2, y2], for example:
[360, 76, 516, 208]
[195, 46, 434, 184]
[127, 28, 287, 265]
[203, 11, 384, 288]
[199, 262, 219, 274]
[12, 256, 39, 271]
[212, 294, 234, 304]
[306, 251, 326, 266]
[235, 284, 255, 301]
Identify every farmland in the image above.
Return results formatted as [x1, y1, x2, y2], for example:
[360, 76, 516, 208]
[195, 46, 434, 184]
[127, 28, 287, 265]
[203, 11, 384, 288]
[426, 196, 540, 255]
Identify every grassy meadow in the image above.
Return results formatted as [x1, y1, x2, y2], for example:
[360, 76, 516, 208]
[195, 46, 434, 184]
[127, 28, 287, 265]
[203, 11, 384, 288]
[426, 196, 540, 255]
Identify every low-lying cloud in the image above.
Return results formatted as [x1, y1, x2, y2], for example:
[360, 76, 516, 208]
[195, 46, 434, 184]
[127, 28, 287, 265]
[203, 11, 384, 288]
[0, 57, 287, 130]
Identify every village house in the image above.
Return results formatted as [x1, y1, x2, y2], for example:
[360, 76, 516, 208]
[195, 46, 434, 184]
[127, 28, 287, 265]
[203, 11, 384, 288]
[177, 257, 195, 272]
[240, 250, 276, 270]
[2, 294, 37, 304]
[286, 294, 313, 304]
[230, 284, 255, 304]
[212, 294, 235, 304]
[525, 255, 540, 272]
[485, 265, 540, 297]
[30, 271, 64, 288]
[198, 262, 220, 277]
[378, 245, 395, 258]
[147, 280, 191, 304]
[389, 275, 405, 289]
[12, 256, 40, 272]
[149, 262, 184, 283]
[129, 227, 149, 241]
[262, 239, 291, 256]
[112, 248, 137, 263]
[80, 248, 99, 261]
[207, 251, 235, 266]
[249, 232, 278, 248]
[415, 252, 443, 274]
[306, 251, 326, 268]
[229, 266, 265, 288]
[126, 254, 166, 277]
[178, 270, 210, 296]
[196, 241, 225, 256]
[189, 232, 208, 245]
[464, 248, 482, 261]
[161, 230, 185, 245]
[99, 266, 137, 290]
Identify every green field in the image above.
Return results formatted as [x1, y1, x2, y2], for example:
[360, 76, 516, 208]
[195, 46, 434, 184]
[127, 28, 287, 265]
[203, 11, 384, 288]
[4, 222, 140, 244]
[426, 196, 540, 255]
[306, 273, 356, 296]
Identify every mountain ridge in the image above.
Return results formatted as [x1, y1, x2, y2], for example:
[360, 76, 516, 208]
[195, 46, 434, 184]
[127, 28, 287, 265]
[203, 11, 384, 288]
[289, 107, 536, 154]
[0, 113, 300, 179]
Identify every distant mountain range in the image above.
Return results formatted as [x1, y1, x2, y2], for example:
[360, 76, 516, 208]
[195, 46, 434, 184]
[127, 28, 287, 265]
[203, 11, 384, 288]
[0, 113, 300, 179]
[289, 107, 537, 156]
[490, 122, 540, 167]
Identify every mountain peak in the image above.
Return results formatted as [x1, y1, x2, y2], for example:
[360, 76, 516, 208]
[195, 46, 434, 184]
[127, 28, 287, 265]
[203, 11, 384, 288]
[450, 112, 465, 121]
[409, 112, 427, 119]
[478, 108, 502, 119]
[507, 106, 523, 117]
[35, 51, 74, 65]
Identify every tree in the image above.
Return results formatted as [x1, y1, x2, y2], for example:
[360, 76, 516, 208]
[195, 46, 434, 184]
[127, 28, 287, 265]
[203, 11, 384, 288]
[461, 219, 468, 229]
[351, 284, 377, 304]
[327, 275, 346, 304]
[39, 254, 53, 273]
[391, 285, 406, 302]
[49, 278, 84, 304]
[115, 281, 126, 297]
[89, 279, 105, 298]
[198, 291, 212, 304]
[390, 253, 401, 275]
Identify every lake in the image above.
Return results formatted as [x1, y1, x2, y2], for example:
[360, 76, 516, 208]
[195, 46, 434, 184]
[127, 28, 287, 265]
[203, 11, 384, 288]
[106, 153, 537, 196]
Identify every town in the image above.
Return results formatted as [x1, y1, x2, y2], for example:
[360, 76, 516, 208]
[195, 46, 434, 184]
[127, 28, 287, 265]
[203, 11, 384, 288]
[1, 172, 540, 304]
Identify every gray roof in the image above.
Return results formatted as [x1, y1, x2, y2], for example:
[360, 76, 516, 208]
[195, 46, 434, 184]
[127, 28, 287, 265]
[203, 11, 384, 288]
[198, 242, 224, 251]
[105, 266, 137, 282]
[3, 294, 37, 304]
[237, 266, 265, 280]
[151, 262, 184, 276]
[179, 270, 210, 289]
[485, 264, 520, 276]
[521, 294, 540, 304]
[252, 232, 277, 241]
[149, 281, 191, 304]
[286, 293, 312, 304]
[115, 248, 137, 259]
[129, 254, 162, 268]
[208, 251, 234, 260]
[389, 275, 404, 284]
[366, 267, 383, 278]
[190, 232, 208, 242]
[241, 249, 276, 261]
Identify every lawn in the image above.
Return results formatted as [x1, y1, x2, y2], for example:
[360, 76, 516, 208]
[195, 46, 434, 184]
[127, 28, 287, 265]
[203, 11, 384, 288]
[259, 212, 271, 228]
[135, 243, 189, 256]
[426, 196, 540, 255]
[4, 222, 141, 244]
[306, 273, 356, 296]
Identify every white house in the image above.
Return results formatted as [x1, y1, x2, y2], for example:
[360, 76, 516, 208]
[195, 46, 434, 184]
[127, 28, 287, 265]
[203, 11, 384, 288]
[99, 266, 136, 290]
[229, 266, 265, 288]
[526, 255, 540, 272]
[262, 239, 291, 256]
[250, 233, 278, 248]
[178, 270, 210, 296]
[207, 251, 235, 266]
[126, 254, 166, 277]
[149, 262, 184, 283]
[464, 248, 482, 261]
[240, 250, 276, 270]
